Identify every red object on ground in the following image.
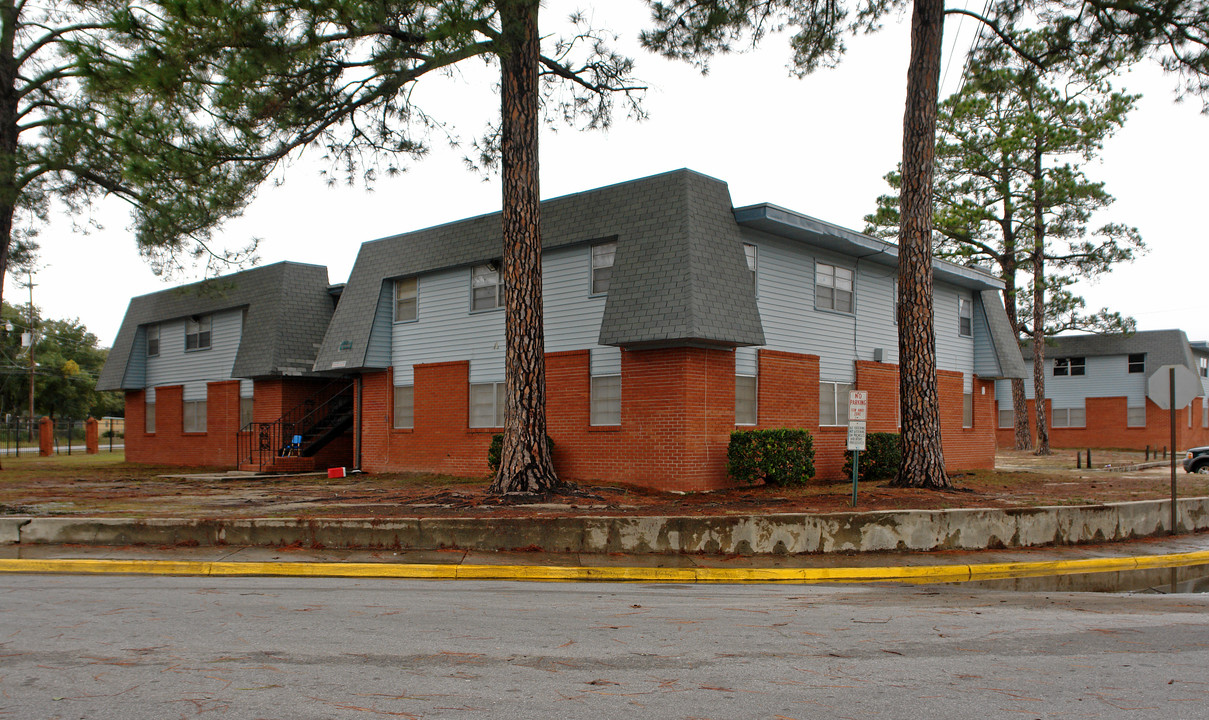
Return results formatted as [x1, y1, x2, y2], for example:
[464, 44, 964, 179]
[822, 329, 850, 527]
[327, 467, 346, 479]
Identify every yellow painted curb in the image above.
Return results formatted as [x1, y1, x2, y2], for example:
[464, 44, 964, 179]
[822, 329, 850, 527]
[1, 549, 1207, 583]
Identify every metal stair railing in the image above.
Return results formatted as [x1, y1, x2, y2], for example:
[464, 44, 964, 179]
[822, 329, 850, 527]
[238, 380, 355, 470]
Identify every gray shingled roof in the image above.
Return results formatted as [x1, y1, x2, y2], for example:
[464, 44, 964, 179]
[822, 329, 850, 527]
[97, 262, 333, 391]
[314, 169, 767, 371]
[1021, 329, 1199, 372]
[979, 290, 1028, 379]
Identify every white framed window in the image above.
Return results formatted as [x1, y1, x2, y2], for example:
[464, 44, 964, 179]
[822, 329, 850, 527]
[816, 263, 854, 313]
[146, 324, 160, 357]
[393, 385, 414, 429]
[998, 408, 1014, 428]
[1127, 404, 1146, 427]
[470, 381, 505, 428]
[183, 400, 207, 432]
[1202, 401, 1207, 428]
[958, 297, 973, 337]
[591, 242, 616, 295]
[394, 277, 418, 322]
[590, 375, 621, 426]
[1051, 407, 1085, 428]
[1200, 357, 1208, 378]
[185, 315, 212, 351]
[735, 374, 757, 425]
[819, 381, 854, 426]
[963, 392, 974, 428]
[1053, 357, 1085, 377]
[1127, 353, 1146, 374]
[471, 264, 502, 312]
[145, 390, 156, 434]
[743, 243, 758, 294]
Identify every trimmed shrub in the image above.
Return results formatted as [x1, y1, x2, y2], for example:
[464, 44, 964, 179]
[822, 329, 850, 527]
[842, 432, 902, 482]
[487, 433, 556, 472]
[727, 429, 815, 487]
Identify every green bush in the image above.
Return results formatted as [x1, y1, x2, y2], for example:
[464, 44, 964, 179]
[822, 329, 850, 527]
[842, 432, 902, 482]
[487, 433, 555, 472]
[727, 429, 815, 487]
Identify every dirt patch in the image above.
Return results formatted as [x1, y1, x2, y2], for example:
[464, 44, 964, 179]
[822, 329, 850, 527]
[0, 449, 1204, 520]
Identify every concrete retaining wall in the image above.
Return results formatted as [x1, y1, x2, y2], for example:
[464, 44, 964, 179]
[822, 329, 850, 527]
[7, 497, 1209, 554]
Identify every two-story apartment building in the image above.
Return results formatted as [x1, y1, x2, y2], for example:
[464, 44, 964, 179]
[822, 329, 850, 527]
[995, 330, 1209, 451]
[101, 169, 1027, 491]
[96, 262, 351, 469]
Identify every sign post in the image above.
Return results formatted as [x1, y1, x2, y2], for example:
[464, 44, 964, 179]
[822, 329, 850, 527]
[847, 391, 868, 507]
[1147, 364, 1202, 535]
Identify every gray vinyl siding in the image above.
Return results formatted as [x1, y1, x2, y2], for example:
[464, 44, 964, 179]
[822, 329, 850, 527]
[389, 245, 614, 386]
[144, 308, 243, 393]
[996, 355, 1148, 410]
[972, 295, 1003, 377]
[742, 230, 972, 382]
[365, 282, 394, 369]
[122, 326, 149, 388]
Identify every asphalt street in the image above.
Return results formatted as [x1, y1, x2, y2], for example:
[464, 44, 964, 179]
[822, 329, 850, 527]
[3, 575, 1208, 719]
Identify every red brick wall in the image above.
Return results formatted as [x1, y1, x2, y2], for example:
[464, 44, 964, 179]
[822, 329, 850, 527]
[124, 381, 241, 466]
[996, 396, 1209, 452]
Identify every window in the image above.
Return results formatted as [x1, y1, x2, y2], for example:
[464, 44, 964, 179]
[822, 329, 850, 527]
[393, 386, 414, 429]
[962, 392, 974, 428]
[240, 397, 253, 428]
[735, 374, 757, 425]
[819, 382, 854, 426]
[998, 408, 1014, 428]
[469, 382, 505, 428]
[1200, 357, 1208, 378]
[743, 243, 758, 294]
[146, 325, 160, 357]
[185, 315, 211, 350]
[471, 264, 502, 311]
[590, 375, 621, 426]
[591, 242, 616, 295]
[1127, 404, 1146, 427]
[183, 400, 207, 432]
[1127, 353, 1146, 374]
[1203, 401, 1207, 428]
[816, 263, 854, 313]
[1053, 357, 1085, 376]
[958, 297, 973, 337]
[145, 395, 156, 434]
[394, 277, 418, 322]
[1051, 407, 1085, 428]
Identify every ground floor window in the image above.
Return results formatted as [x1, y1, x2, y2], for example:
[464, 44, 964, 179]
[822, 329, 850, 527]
[1203, 402, 1207, 428]
[735, 374, 757, 425]
[240, 397, 253, 428]
[183, 400, 207, 433]
[819, 381, 853, 426]
[394, 385, 414, 429]
[1051, 407, 1085, 428]
[145, 397, 156, 434]
[470, 382, 505, 428]
[1127, 404, 1146, 427]
[962, 392, 974, 428]
[590, 375, 621, 426]
[998, 407, 1013, 429]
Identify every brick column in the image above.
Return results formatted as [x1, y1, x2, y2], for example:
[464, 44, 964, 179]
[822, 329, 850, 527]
[85, 417, 99, 454]
[38, 417, 53, 457]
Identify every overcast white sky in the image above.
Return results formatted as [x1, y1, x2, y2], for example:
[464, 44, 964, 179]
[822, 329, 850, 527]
[23, 1, 1209, 347]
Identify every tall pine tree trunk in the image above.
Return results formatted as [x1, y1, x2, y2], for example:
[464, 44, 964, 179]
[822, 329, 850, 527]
[489, 0, 560, 494]
[1030, 133, 1051, 456]
[892, 0, 950, 489]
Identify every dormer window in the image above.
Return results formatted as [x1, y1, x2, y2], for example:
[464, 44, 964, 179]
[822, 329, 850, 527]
[591, 242, 616, 295]
[185, 315, 211, 351]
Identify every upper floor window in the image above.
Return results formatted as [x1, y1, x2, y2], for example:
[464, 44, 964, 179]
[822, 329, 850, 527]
[591, 242, 616, 295]
[743, 243, 758, 294]
[471, 264, 502, 312]
[146, 324, 160, 357]
[1200, 357, 1207, 378]
[185, 315, 211, 351]
[958, 297, 973, 337]
[395, 277, 418, 322]
[1127, 353, 1146, 374]
[1053, 357, 1085, 377]
[816, 263, 853, 313]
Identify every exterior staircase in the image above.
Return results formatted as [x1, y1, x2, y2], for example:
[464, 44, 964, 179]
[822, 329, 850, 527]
[238, 380, 354, 473]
